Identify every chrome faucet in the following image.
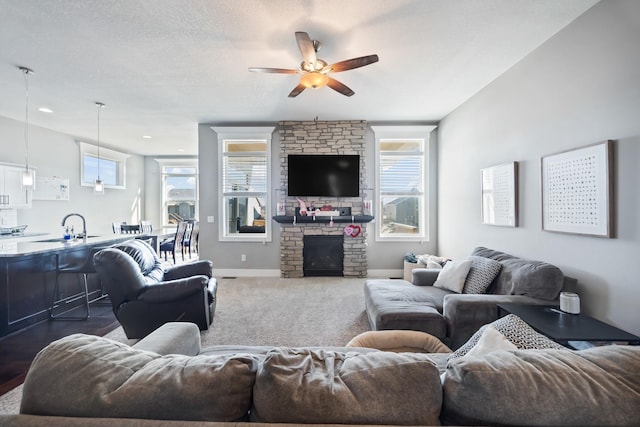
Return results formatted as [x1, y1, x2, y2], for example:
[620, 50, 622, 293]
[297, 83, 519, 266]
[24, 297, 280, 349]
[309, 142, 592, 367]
[61, 213, 87, 239]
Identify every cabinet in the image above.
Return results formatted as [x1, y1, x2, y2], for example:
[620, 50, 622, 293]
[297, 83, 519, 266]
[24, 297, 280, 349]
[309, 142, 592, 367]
[0, 164, 33, 209]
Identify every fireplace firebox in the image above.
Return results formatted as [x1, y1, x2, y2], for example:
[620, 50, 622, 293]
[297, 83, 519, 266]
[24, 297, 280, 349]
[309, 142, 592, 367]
[303, 235, 344, 277]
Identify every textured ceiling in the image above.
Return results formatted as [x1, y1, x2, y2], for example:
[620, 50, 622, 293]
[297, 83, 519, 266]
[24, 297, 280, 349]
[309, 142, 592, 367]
[0, 0, 598, 156]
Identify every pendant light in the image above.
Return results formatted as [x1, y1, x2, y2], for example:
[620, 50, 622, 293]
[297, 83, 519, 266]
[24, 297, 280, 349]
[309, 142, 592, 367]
[19, 66, 36, 189]
[94, 102, 106, 195]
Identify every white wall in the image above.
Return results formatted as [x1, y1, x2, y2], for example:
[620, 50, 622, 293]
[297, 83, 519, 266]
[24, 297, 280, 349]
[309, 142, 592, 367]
[0, 116, 145, 235]
[438, 0, 640, 336]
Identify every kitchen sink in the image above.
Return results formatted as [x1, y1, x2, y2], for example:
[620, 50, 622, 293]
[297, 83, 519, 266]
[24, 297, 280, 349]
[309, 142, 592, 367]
[35, 236, 100, 243]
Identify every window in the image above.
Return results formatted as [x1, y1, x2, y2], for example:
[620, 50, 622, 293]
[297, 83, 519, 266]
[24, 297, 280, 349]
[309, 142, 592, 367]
[372, 126, 435, 241]
[156, 159, 199, 225]
[79, 141, 129, 189]
[213, 127, 274, 242]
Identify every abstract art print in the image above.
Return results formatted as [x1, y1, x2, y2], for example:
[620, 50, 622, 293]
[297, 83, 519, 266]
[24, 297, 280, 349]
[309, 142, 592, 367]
[541, 140, 613, 237]
[481, 162, 518, 227]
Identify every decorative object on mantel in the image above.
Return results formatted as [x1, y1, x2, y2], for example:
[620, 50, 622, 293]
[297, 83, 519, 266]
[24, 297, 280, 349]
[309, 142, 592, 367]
[343, 224, 361, 237]
[296, 197, 307, 216]
[541, 140, 613, 237]
[481, 162, 518, 227]
[18, 66, 36, 189]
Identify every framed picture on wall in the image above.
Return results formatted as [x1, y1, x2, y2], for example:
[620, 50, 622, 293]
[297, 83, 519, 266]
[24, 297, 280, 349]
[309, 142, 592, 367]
[481, 161, 518, 227]
[541, 140, 613, 237]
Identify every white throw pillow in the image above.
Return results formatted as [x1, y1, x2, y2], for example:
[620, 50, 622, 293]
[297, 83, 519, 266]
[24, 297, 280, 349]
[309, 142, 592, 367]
[433, 259, 472, 293]
[464, 325, 517, 357]
[441, 325, 516, 383]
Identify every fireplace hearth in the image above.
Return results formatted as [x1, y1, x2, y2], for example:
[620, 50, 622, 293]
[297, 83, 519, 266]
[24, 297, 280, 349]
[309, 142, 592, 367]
[303, 235, 344, 277]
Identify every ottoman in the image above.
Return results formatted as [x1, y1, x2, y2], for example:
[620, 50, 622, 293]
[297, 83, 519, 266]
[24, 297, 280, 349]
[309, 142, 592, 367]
[364, 279, 448, 341]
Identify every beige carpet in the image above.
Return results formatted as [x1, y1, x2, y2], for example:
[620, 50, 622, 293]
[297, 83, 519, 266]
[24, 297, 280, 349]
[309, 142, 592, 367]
[0, 276, 371, 414]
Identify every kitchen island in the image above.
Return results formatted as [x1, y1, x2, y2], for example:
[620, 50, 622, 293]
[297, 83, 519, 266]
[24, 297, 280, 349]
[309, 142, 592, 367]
[0, 234, 135, 337]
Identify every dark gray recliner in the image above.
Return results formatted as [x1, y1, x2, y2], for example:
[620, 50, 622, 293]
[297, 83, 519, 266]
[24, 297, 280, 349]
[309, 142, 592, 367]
[93, 239, 217, 339]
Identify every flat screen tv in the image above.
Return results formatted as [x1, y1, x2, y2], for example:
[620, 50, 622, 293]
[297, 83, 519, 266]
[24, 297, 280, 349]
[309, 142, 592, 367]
[288, 154, 360, 197]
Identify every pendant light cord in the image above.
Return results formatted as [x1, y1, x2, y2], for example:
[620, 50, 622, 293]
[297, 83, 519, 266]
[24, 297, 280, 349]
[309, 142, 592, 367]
[22, 69, 30, 172]
[97, 103, 101, 180]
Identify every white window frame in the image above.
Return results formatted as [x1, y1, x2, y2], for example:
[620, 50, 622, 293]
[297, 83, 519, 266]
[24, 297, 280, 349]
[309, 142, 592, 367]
[371, 126, 435, 242]
[78, 141, 129, 189]
[212, 126, 274, 243]
[155, 158, 199, 226]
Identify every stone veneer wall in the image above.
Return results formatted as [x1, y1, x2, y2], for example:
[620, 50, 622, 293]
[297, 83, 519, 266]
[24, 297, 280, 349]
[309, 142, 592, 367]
[278, 120, 368, 278]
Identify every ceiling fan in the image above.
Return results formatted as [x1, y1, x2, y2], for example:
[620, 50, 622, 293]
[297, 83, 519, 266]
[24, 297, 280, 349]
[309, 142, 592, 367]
[249, 31, 379, 98]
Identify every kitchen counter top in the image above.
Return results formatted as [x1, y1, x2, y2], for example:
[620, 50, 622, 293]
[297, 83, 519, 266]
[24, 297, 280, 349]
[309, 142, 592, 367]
[0, 234, 134, 257]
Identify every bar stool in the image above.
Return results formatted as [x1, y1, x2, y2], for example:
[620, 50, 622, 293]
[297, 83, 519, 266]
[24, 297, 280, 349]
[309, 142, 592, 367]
[50, 246, 108, 320]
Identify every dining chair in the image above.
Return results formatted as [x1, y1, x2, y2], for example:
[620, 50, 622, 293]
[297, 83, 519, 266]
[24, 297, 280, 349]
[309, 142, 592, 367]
[139, 220, 153, 234]
[121, 224, 141, 234]
[160, 221, 188, 263]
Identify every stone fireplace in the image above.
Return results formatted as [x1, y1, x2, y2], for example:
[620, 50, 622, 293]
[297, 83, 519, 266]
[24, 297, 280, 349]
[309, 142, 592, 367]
[303, 235, 344, 276]
[277, 120, 369, 278]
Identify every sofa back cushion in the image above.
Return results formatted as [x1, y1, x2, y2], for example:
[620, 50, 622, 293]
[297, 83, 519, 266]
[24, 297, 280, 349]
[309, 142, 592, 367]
[20, 334, 258, 422]
[252, 348, 442, 425]
[441, 345, 640, 426]
[471, 246, 564, 300]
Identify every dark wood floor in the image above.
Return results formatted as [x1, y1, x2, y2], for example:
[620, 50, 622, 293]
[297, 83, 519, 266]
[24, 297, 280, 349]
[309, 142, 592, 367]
[0, 304, 119, 396]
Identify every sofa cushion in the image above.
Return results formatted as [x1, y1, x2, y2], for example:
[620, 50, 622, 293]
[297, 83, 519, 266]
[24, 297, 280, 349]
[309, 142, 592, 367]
[252, 348, 442, 425]
[449, 314, 565, 360]
[442, 346, 640, 426]
[471, 246, 564, 300]
[433, 259, 472, 293]
[364, 279, 448, 339]
[462, 255, 502, 294]
[20, 334, 258, 422]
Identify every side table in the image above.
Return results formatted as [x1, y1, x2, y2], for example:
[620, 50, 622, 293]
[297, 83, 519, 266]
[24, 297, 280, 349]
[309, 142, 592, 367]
[498, 303, 640, 349]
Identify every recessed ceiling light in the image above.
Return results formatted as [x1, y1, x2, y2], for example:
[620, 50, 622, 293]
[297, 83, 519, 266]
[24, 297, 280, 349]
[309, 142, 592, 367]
[38, 107, 53, 113]
[177, 148, 185, 152]
[142, 135, 152, 139]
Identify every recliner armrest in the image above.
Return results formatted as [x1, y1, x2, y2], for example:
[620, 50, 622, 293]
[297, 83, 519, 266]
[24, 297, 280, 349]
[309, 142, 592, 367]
[133, 322, 202, 356]
[138, 276, 210, 303]
[411, 268, 441, 286]
[164, 260, 213, 280]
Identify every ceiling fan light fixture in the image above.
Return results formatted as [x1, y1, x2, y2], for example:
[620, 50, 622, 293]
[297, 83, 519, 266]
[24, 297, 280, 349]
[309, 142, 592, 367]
[300, 72, 329, 89]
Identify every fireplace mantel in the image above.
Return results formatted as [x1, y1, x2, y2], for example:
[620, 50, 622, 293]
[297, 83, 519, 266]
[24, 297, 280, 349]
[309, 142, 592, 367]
[273, 215, 374, 224]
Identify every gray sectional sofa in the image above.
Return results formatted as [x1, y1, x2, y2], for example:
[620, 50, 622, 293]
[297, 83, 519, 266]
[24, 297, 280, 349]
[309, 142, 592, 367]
[1, 321, 639, 427]
[365, 247, 577, 349]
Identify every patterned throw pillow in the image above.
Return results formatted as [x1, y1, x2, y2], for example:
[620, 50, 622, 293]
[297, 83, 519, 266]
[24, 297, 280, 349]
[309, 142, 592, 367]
[462, 256, 502, 294]
[448, 314, 566, 361]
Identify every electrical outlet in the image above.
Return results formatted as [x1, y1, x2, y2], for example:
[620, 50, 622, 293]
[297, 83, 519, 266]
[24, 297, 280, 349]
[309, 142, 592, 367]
[241, 254, 247, 262]
[207, 216, 214, 223]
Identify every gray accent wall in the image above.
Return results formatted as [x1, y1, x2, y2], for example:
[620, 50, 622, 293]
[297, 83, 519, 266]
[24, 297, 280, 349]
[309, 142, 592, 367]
[437, 1, 640, 336]
[198, 122, 438, 275]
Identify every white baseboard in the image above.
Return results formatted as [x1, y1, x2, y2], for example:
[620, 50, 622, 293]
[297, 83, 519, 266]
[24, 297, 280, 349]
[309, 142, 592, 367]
[214, 269, 403, 279]
[367, 269, 403, 279]
[215, 269, 281, 278]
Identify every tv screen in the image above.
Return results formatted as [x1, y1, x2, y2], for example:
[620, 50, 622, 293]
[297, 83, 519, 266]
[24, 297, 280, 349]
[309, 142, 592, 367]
[288, 154, 360, 197]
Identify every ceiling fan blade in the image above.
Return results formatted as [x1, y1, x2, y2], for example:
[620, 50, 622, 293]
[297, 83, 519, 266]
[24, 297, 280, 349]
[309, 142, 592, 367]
[326, 77, 355, 97]
[295, 31, 317, 66]
[324, 54, 379, 73]
[288, 83, 306, 98]
[248, 67, 300, 74]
